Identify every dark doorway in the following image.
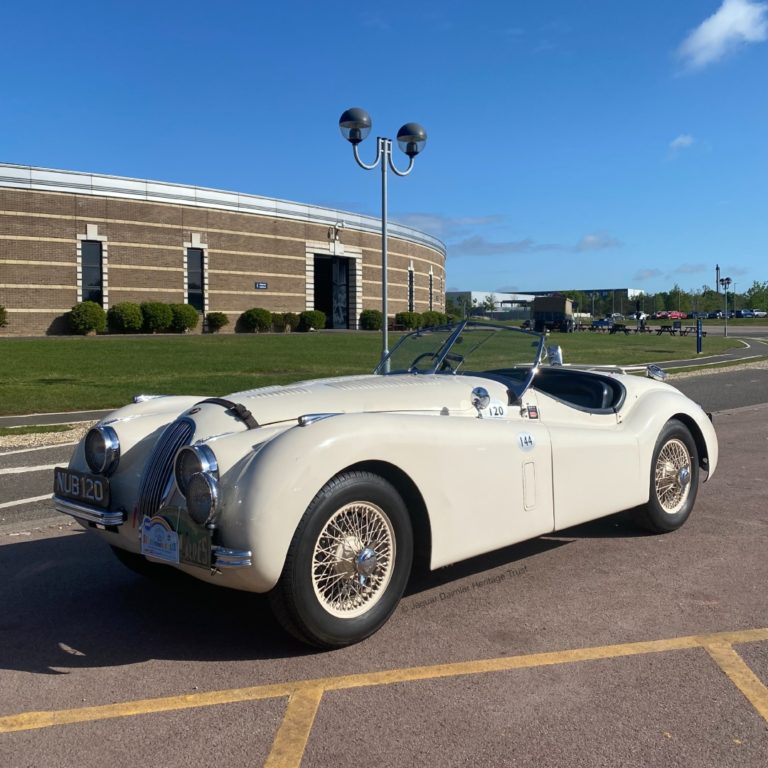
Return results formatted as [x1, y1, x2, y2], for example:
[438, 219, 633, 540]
[314, 255, 350, 329]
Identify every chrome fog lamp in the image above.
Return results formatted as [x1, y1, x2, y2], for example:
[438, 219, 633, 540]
[186, 472, 219, 526]
[84, 426, 120, 476]
[174, 445, 218, 497]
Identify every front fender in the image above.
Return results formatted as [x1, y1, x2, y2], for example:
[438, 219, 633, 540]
[227, 413, 424, 592]
[620, 385, 719, 478]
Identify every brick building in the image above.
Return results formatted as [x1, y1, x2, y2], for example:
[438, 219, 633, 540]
[0, 164, 446, 335]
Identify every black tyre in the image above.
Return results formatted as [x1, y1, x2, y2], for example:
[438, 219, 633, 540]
[633, 419, 699, 533]
[269, 471, 413, 648]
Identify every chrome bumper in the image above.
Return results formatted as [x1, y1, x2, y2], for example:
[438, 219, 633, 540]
[212, 546, 252, 568]
[54, 496, 126, 526]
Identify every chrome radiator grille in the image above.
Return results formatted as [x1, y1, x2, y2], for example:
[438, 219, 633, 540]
[137, 418, 194, 519]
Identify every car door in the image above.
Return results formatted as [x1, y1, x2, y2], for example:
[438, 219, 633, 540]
[423, 391, 555, 570]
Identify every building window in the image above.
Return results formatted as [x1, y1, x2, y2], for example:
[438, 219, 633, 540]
[81, 240, 104, 306]
[186, 247, 204, 311]
[408, 266, 415, 313]
[429, 270, 434, 311]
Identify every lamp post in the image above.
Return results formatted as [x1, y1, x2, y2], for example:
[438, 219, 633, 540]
[719, 276, 732, 336]
[339, 107, 427, 366]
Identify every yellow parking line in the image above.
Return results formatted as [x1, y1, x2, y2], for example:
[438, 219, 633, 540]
[703, 642, 768, 722]
[1, 626, 767, 743]
[264, 687, 324, 768]
[0, 681, 295, 734]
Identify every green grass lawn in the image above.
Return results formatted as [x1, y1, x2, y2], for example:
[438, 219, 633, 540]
[0, 331, 742, 416]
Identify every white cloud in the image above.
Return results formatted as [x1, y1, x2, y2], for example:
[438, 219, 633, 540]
[673, 263, 707, 274]
[669, 134, 695, 151]
[573, 233, 622, 252]
[449, 232, 622, 258]
[678, 0, 768, 70]
[393, 213, 504, 240]
[634, 268, 663, 282]
[449, 235, 559, 257]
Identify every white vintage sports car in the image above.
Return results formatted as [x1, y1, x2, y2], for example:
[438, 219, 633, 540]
[54, 321, 718, 648]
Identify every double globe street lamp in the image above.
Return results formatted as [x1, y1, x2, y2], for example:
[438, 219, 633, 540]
[339, 108, 427, 365]
[719, 276, 732, 337]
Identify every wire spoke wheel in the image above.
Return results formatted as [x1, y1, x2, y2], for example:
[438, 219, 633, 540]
[311, 501, 395, 618]
[654, 437, 692, 515]
[270, 471, 413, 647]
[632, 419, 700, 534]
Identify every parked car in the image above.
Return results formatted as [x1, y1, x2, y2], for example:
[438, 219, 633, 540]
[666, 311, 687, 320]
[707, 311, 722, 319]
[735, 309, 755, 318]
[753, 309, 767, 318]
[591, 317, 613, 328]
[53, 321, 718, 648]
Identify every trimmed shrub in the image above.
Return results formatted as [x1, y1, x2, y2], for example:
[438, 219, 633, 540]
[395, 311, 422, 330]
[107, 302, 143, 333]
[271, 312, 287, 332]
[282, 312, 299, 332]
[141, 302, 174, 333]
[169, 303, 200, 333]
[206, 312, 229, 332]
[68, 301, 107, 335]
[298, 310, 326, 332]
[420, 311, 448, 328]
[359, 309, 383, 331]
[0, 305, 7, 328]
[239, 307, 273, 332]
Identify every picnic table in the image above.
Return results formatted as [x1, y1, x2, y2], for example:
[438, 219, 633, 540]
[657, 325, 677, 335]
[609, 323, 630, 335]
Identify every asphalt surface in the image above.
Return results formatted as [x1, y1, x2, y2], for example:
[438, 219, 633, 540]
[1, 357, 767, 767]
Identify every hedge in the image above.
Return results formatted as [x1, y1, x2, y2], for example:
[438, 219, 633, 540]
[206, 312, 229, 332]
[169, 303, 200, 333]
[298, 310, 326, 332]
[68, 301, 107, 335]
[419, 311, 449, 328]
[107, 302, 143, 333]
[395, 311, 422, 330]
[359, 309, 383, 330]
[141, 302, 174, 333]
[239, 307, 273, 332]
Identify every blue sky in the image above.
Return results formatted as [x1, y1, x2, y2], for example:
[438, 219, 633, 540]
[1, 0, 766, 296]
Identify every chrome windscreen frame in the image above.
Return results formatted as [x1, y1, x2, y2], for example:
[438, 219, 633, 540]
[375, 320, 546, 400]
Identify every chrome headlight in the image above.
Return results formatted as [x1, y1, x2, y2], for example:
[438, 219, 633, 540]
[174, 445, 218, 496]
[186, 472, 219, 526]
[84, 426, 120, 476]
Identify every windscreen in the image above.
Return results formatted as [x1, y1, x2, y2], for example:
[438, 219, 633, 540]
[375, 321, 545, 398]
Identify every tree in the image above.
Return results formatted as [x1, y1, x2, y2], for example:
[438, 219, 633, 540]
[483, 293, 497, 312]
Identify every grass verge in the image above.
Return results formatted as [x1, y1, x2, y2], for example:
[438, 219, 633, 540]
[0, 331, 741, 416]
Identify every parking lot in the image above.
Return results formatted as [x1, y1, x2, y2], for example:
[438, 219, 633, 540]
[1, 373, 767, 767]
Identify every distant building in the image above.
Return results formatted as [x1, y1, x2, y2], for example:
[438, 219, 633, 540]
[446, 290, 535, 313]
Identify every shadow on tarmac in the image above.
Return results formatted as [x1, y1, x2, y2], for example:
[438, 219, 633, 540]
[0, 511, 659, 674]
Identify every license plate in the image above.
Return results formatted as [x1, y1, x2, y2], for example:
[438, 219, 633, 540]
[54, 468, 110, 509]
[141, 516, 180, 563]
[141, 509, 212, 569]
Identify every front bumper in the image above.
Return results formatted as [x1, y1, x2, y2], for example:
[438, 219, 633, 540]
[55, 496, 252, 569]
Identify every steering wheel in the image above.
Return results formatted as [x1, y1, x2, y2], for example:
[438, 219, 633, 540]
[439, 352, 464, 373]
[408, 352, 437, 372]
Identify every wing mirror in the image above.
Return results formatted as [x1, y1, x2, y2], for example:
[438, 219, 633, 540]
[547, 345, 564, 366]
[646, 364, 668, 381]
